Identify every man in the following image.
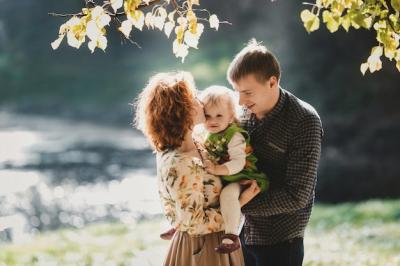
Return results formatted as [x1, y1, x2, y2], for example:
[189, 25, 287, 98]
[227, 39, 323, 266]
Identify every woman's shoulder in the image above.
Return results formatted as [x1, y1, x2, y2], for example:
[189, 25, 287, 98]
[156, 149, 177, 163]
[157, 149, 203, 170]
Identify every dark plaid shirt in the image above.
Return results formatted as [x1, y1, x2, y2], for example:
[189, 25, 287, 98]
[240, 88, 323, 245]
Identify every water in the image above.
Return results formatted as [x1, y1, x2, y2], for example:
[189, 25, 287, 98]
[0, 112, 161, 243]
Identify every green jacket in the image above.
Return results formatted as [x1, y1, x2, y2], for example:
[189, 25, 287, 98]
[204, 123, 269, 192]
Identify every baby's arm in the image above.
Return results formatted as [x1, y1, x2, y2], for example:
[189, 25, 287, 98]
[204, 133, 246, 175]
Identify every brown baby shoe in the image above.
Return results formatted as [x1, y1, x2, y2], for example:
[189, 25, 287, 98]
[215, 234, 240, 253]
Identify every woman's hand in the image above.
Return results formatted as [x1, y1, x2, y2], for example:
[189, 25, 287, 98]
[204, 160, 217, 174]
[239, 180, 261, 207]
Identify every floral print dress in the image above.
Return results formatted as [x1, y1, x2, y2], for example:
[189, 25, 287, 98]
[157, 149, 225, 235]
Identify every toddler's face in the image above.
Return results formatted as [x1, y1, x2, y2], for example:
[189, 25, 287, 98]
[204, 100, 233, 134]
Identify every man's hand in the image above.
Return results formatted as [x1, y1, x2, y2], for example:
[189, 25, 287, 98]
[239, 179, 261, 207]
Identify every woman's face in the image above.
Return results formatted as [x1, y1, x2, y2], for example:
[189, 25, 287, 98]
[192, 98, 205, 125]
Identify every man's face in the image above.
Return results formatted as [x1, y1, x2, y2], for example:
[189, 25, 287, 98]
[233, 74, 277, 119]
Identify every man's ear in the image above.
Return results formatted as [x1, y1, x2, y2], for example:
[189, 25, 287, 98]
[268, 76, 278, 89]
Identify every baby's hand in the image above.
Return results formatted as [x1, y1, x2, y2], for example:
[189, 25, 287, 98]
[204, 160, 217, 174]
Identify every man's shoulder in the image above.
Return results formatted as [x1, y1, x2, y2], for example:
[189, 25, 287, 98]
[283, 89, 320, 121]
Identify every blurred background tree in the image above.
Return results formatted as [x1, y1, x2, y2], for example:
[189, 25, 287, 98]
[49, 0, 400, 73]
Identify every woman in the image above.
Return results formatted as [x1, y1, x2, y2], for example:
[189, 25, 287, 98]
[134, 71, 260, 265]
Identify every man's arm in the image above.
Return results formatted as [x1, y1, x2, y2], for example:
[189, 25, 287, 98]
[241, 114, 323, 217]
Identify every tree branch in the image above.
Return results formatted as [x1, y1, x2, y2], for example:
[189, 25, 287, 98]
[384, 0, 399, 34]
[49, 0, 162, 18]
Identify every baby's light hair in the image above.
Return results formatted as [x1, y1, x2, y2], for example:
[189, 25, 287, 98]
[199, 85, 239, 123]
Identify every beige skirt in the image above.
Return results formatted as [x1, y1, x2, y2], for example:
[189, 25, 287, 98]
[164, 230, 244, 266]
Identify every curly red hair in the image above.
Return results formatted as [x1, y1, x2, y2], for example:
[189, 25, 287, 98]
[134, 71, 197, 152]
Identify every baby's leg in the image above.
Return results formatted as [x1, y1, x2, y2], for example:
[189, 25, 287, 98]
[220, 182, 241, 239]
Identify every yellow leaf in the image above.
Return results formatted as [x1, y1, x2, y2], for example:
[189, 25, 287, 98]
[395, 50, 400, 61]
[371, 46, 383, 58]
[97, 13, 111, 28]
[132, 11, 145, 31]
[391, 0, 400, 12]
[91, 6, 104, 18]
[300, 10, 315, 22]
[306, 17, 320, 33]
[173, 39, 189, 62]
[384, 47, 396, 60]
[177, 17, 188, 26]
[360, 62, 369, 75]
[164, 21, 175, 38]
[87, 20, 101, 41]
[88, 40, 96, 53]
[209, 14, 219, 30]
[195, 23, 204, 38]
[51, 35, 65, 50]
[157, 7, 167, 19]
[367, 55, 382, 73]
[175, 25, 185, 43]
[127, 10, 144, 30]
[322, 10, 339, 33]
[118, 20, 133, 38]
[396, 61, 400, 72]
[187, 10, 197, 34]
[59, 23, 68, 35]
[300, 10, 320, 33]
[145, 12, 155, 29]
[373, 20, 386, 30]
[341, 15, 351, 32]
[97, 35, 107, 50]
[362, 17, 372, 29]
[66, 16, 81, 27]
[184, 31, 199, 48]
[168, 11, 176, 22]
[67, 31, 83, 49]
[88, 35, 107, 53]
[154, 15, 165, 31]
[110, 0, 123, 13]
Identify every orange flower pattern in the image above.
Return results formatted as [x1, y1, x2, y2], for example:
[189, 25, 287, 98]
[156, 150, 225, 235]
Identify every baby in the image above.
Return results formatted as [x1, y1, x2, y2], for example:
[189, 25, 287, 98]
[199, 85, 269, 253]
[160, 85, 269, 254]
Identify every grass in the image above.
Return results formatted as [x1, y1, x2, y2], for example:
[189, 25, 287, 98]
[1, 200, 399, 266]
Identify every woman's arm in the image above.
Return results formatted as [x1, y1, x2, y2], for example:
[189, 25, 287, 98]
[164, 158, 223, 234]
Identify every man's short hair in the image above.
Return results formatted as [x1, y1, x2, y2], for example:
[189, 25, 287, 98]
[227, 39, 281, 84]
